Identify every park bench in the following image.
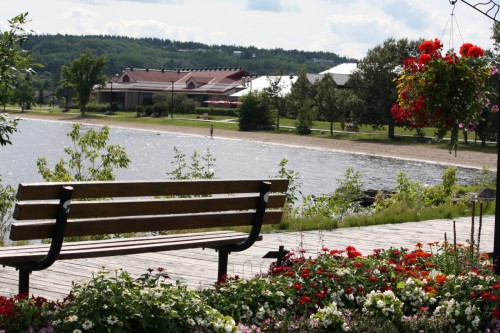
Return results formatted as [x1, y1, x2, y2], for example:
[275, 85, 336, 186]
[0, 178, 289, 295]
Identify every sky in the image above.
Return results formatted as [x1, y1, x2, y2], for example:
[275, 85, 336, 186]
[2, 0, 498, 60]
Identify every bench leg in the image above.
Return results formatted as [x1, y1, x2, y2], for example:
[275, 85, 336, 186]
[217, 249, 229, 281]
[19, 269, 31, 296]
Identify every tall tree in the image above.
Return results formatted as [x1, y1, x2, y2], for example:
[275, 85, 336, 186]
[62, 51, 107, 115]
[315, 73, 339, 135]
[12, 80, 35, 111]
[264, 74, 289, 130]
[350, 38, 420, 138]
[0, 12, 38, 145]
[287, 66, 312, 119]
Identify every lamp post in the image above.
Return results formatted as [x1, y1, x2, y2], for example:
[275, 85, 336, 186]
[170, 80, 174, 119]
[109, 80, 113, 104]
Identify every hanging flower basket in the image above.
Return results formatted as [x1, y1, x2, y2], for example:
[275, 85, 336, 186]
[392, 38, 496, 152]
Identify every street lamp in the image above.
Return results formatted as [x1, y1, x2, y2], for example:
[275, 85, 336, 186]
[170, 80, 174, 119]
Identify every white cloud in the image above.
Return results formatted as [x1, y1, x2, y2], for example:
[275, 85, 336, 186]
[1, 0, 497, 60]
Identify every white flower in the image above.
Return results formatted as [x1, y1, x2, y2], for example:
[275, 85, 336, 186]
[82, 319, 94, 330]
[376, 300, 385, 308]
[106, 315, 119, 325]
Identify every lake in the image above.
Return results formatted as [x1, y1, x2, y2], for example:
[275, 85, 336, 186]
[0, 118, 484, 197]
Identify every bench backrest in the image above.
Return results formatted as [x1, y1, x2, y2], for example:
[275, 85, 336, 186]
[11, 178, 289, 241]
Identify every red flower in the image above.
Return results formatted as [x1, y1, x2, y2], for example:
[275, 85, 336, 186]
[418, 54, 432, 65]
[492, 282, 500, 290]
[300, 269, 311, 278]
[419, 38, 442, 54]
[482, 292, 494, 300]
[353, 261, 363, 267]
[459, 43, 474, 57]
[298, 295, 312, 305]
[347, 251, 362, 259]
[346, 246, 357, 252]
[316, 291, 327, 298]
[493, 308, 500, 319]
[292, 283, 303, 290]
[467, 45, 484, 58]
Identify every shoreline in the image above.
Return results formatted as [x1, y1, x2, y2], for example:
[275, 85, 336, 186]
[16, 112, 497, 170]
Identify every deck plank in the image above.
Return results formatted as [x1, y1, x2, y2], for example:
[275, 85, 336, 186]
[0, 216, 493, 299]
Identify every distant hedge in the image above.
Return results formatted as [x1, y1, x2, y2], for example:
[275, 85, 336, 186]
[194, 107, 238, 117]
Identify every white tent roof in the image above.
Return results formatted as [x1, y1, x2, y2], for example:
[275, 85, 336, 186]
[231, 75, 297, 97]
[320, 63, 358, 75]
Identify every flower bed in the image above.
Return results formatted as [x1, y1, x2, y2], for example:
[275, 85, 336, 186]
[0, 242, 499, 332]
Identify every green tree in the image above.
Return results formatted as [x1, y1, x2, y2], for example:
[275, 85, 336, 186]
[37, 85, 45, 105]
[0, 12, 39, 145]
[61, 51, 107, 115]
[350, 38, 420, 138]
[238, 90, 274, 131]
[56, 79, 74, 110]
[315, 73, 339, 135]
[12, 79, 34, 111]
[37, 123, 130, 181]
[287, 66, 311, 118]
[336, 89, 364, 131]
[264, 74, 289, 130]
[295, 98, 315, 134]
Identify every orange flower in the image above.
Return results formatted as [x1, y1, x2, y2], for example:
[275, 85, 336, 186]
[435, 274, 448, 284]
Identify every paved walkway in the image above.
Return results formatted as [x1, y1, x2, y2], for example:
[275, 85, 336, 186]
[0, 215, 494, 300]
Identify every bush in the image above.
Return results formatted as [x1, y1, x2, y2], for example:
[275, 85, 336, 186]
[195, 107, 238, 117]
[144, 105, 153, 117]
[135, 104, 145, 117]
[85, 102, 109, 112]
[152, 102, 168, 116]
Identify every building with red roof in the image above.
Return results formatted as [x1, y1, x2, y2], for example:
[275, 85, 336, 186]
[97, 67, 253, 109]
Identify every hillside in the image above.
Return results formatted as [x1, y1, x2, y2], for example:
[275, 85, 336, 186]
[24, 34, 355, 89]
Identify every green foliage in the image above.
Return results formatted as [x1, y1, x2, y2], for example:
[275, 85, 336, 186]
[37, 123, 130, 181]
[0, 179, 15, 246]
[287, 65, 312, 119]
[62, 51, 107, 115]
[152, 101, 168, 116]
[238, 90, 275, 131]
[350, 37, 421, 138]
[0, 13, 38, 95]
[315, 73, 339, 134]
[167, 146, 216, 180]
[12, 80, 35, 111]
[301, 168, 366, 223]
[195, 107, 238, 117]
[294, 99, 315, 134]
[272, 158, 302, 206]
[0, 115, 19, 147]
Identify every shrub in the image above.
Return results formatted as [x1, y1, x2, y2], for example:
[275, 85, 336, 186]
[152, 102, 168, 116]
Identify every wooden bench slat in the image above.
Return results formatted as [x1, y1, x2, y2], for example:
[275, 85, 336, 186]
[0, 232, 257, 265]
[16, 179, 289, 200]
[14, 194, 286, 220]
[1, 231, 238, 252]
[10, 211, 284, 241]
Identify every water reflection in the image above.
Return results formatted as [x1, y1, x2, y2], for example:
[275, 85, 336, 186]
[0, 118, 483, 197]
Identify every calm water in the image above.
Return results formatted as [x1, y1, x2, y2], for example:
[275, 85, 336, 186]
[0, 118, 484, 197]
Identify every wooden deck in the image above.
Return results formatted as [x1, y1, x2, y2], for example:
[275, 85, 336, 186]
[0, 215, 494, 300]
